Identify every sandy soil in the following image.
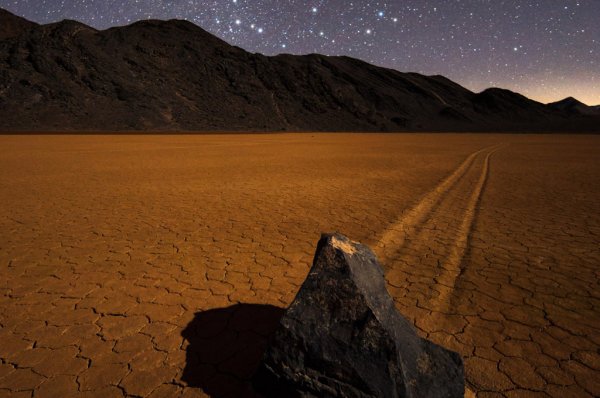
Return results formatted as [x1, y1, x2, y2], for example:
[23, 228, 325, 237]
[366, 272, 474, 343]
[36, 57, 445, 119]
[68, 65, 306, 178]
[0, 133, 598, 397]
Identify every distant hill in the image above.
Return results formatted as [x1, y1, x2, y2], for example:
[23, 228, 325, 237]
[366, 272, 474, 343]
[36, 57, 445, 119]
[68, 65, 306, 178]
[1, 8, 598, 132]
[548, 97, 600, 116]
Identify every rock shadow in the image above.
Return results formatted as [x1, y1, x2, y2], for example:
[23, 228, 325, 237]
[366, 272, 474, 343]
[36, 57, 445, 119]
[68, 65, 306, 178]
[181, 304, 285, 398]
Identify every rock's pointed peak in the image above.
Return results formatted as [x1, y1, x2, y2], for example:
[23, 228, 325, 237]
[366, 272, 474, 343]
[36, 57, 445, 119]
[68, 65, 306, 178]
[313, 233, 375, 270]
[325, 233, 360, 255]
[254, 233, 464, 398]
[311, 233, 398, 320]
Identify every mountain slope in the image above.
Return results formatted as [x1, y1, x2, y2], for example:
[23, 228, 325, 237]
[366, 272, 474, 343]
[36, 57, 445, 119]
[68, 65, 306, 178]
[1, 9, 598, 132]
[0, 8, 37, 40]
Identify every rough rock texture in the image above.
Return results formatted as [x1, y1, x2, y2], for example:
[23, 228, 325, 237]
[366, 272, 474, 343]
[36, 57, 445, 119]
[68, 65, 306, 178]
[253, 233, 464, 398]
[1, 8, 599, 132]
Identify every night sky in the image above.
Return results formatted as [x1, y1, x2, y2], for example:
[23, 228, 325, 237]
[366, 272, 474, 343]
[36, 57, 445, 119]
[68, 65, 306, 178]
[2, 1, 598, 105]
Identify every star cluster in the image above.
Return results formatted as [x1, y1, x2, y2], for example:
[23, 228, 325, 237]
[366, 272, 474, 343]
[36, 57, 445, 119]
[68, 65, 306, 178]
[2, 0, 599, 104]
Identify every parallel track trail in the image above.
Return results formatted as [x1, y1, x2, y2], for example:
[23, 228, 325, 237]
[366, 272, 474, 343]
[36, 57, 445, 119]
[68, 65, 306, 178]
[376, 144, 504, 311]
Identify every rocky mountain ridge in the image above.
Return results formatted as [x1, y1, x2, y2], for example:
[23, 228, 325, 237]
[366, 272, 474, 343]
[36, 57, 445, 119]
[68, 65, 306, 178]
[1, 8, 598, 132]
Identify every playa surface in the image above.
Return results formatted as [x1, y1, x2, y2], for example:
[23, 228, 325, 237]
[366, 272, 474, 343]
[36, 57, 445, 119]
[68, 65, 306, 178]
[0, 133, 598, 397]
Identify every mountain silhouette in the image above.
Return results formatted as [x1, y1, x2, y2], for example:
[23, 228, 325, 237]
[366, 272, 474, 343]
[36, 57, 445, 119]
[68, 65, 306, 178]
[548, 97, 600, 116]
[1, 8, 598, 132]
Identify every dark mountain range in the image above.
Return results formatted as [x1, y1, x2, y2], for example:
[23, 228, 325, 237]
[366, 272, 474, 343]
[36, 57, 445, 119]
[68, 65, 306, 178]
[1, 8, 598, 132]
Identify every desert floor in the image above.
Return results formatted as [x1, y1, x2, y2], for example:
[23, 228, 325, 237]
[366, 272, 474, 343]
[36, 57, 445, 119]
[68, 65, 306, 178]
[0, 133, 598, 398]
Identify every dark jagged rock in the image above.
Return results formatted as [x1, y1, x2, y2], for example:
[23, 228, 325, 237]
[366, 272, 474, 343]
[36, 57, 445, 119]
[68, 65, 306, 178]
[1, 8, 599, 132]
[253, 233, 464, 398]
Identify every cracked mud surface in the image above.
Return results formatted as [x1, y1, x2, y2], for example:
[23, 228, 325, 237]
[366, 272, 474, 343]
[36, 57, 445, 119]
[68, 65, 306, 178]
[0, 133, 598, 397]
